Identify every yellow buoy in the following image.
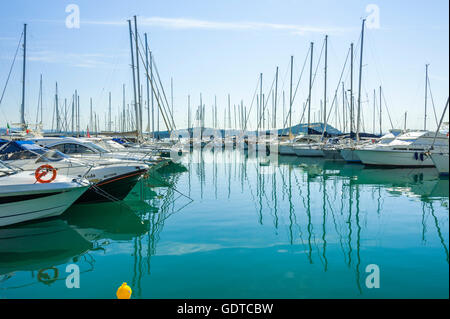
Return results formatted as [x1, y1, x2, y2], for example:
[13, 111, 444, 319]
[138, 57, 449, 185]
[116, 282, 132, 299]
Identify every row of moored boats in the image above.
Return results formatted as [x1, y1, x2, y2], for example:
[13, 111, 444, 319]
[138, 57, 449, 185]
[0, 136, 175, 227]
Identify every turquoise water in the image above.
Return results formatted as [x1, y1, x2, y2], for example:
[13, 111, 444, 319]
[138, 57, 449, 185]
[0, 149, 448, 299]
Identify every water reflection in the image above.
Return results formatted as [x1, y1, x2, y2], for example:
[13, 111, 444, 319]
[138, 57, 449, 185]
[178, 149, 448, 296]
[0, 164, 188, 297]
[0, 219, 92, 289]
[0, 149, 448, 298]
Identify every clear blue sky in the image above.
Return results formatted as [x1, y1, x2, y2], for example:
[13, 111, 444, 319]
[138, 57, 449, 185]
[0, 0, 448, 133]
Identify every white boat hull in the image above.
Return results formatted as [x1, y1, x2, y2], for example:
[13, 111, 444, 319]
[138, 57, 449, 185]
[431, 153, 449, 175]
[355, 149, 434, 167]
[0, 172, 89, 227]
[0, 186, 88, 227]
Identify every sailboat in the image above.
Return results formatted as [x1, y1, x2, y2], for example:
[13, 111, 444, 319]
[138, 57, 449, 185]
[339, 20, 368, 163]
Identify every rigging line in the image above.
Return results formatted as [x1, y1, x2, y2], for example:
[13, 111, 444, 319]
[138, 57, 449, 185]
[279, 59, 291, 96]
[279, 59, 298, 135]
[134, 41, 173, 134]
[426, 76, 439, 127]
[257, 70, 277, 130]
[323, 45, 352, 134]
[151, 56, 176, 130]
[291, 47, 311, 106]
[242, 75, 260, 132]
[136, 31, 175, 128]
[133, 30, 174, 132]
[381, 88, 394, 129]
[279, 42, 325, 136]
[299, 39, 326, 126]
[0, 31, 23, 108]
[151, 55, 176, 129]
[341, 30, 363, 86]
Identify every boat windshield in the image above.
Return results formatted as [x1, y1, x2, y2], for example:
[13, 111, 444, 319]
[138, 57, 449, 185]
[86, 142, 110, 153]
[0, 142, 68, 162]
[0, 161, 17, 177]
[94, 140, 125, 151]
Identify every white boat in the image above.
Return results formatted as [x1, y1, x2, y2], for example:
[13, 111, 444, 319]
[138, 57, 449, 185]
[278, 135, 318, 156]
[30, 137, 168, 168]
[0, 162, 89, 227]
[339, 133, 396, 163]
[430, 152, 449, 175]
[0, 140, 149, 203]
[355, 130, 448, 167]
[291, 135, 324, 157]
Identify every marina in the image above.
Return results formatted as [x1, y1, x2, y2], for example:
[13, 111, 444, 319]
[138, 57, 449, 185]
[0, 1, 448, 301]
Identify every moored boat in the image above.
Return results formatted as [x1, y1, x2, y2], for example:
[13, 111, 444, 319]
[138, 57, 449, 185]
[0, 161, 89, 227]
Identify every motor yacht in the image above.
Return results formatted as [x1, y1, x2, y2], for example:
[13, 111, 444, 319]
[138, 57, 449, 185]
[355, 130, 448, 167]
[339, 130, 402, 163]
[0, 161, 89, 227]
[29, 137, 169, 169]
[0, 140, 149, 203]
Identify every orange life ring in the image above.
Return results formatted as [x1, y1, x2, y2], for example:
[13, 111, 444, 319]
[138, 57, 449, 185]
[35, 164, 57, 183]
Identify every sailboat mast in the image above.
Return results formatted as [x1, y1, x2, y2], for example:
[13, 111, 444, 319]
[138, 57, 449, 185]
[274, 66, 278, 130]
[356, 19, 365, 141]
[88, 97, 91, 131]
[20, 24, 27, 126]
[55, 82, 59, 132]
[424, 64, 429, 130]
[128, 19, 138, 134]
[404, 112, 407, 131]
[308, 43, 314, 135]
[36, 74, 43, 125]
[379, 86, 382, 135]
[228, 94, 231, 130]
[145, 33, 150, 137]
[122, 84, 126, 132]
[342, 82, 345, 132]
[323, 35, 328, 135]
[150, 51, 154, 137]
[350, 43, 354, 134]
[373, 89, 375, 134]
[289, 56, 293, 136]
[108, 92, 112, 131]
[171, 77, 174, 121]
[215, 95, 217, 129]
[134, 16, 142, 139]
[259, 73, 263, 134]
[188, 95, 191, 133]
